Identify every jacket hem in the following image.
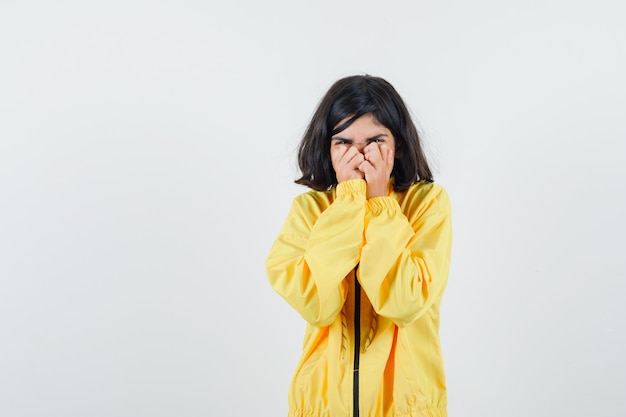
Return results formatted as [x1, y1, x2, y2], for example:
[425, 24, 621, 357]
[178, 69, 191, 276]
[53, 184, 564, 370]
[287, 407, 447, 417]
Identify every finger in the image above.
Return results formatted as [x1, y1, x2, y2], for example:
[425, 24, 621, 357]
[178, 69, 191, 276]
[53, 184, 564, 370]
[371, 144, 393, 168]
[377, 144, 391, 165]
[331, 145, 349, 165]
[363, 144, 381, 164]
[334, 148, 356, 174]
[341, 146, 360, 164]
[364, 142, 381, 158]
[346, 149, 365, 167]
[358, 160, 374, 175]
[385, 146, 394, 165]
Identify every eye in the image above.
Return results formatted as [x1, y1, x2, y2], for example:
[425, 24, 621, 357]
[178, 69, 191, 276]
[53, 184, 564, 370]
[370, 138, 383, 144]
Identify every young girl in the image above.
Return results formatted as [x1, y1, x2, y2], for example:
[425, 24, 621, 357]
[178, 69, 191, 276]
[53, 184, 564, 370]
[266, 75, 452, 417]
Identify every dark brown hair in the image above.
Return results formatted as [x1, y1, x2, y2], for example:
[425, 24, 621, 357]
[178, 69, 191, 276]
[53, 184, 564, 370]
[295, 75, 433, 191]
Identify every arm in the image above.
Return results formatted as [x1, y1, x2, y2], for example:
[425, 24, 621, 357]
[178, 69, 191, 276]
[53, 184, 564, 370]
[358, 184, 452, 326]
[265, 179, 367, 326]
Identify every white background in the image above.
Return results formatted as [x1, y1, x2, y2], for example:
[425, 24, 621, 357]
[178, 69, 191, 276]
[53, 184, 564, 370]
[1, 1, 624, 416]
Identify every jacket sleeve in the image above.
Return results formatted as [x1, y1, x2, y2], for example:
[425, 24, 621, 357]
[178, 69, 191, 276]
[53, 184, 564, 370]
[358, 184, 452, 327]
[265, 179, 367, 327]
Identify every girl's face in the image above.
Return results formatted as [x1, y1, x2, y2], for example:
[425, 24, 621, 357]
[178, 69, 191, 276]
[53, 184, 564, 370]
[330, 112, 396, 161]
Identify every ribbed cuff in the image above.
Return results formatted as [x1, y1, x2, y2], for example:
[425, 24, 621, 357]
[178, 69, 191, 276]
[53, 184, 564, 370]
[366, 196, 401, 215]
[336, 179, 367, 198]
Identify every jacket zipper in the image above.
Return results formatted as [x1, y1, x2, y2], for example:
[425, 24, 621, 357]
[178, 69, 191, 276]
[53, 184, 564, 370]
[353, 264, 361, 417]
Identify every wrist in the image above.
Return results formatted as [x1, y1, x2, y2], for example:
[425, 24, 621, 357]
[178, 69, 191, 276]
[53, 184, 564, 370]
[366, 182, 387, 199]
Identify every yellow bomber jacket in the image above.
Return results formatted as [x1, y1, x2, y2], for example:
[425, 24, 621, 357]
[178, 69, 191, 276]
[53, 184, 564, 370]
[266, 178, 452, 417]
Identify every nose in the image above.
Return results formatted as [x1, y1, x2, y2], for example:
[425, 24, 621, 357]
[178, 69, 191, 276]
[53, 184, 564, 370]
[352, 142, 367, 153]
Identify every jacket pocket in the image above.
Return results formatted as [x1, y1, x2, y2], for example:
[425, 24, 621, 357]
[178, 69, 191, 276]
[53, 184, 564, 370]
[396, 331, 427, 406]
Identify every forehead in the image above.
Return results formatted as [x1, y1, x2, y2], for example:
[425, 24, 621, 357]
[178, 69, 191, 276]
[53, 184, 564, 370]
[332, 113, 386, 135]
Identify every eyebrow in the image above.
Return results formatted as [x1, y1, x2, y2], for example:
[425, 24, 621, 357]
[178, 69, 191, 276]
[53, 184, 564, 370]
[331, 134, 388, 143]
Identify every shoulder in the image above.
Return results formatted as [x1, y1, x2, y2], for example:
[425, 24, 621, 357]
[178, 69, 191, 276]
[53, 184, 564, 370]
[395, 181, 451, 220]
